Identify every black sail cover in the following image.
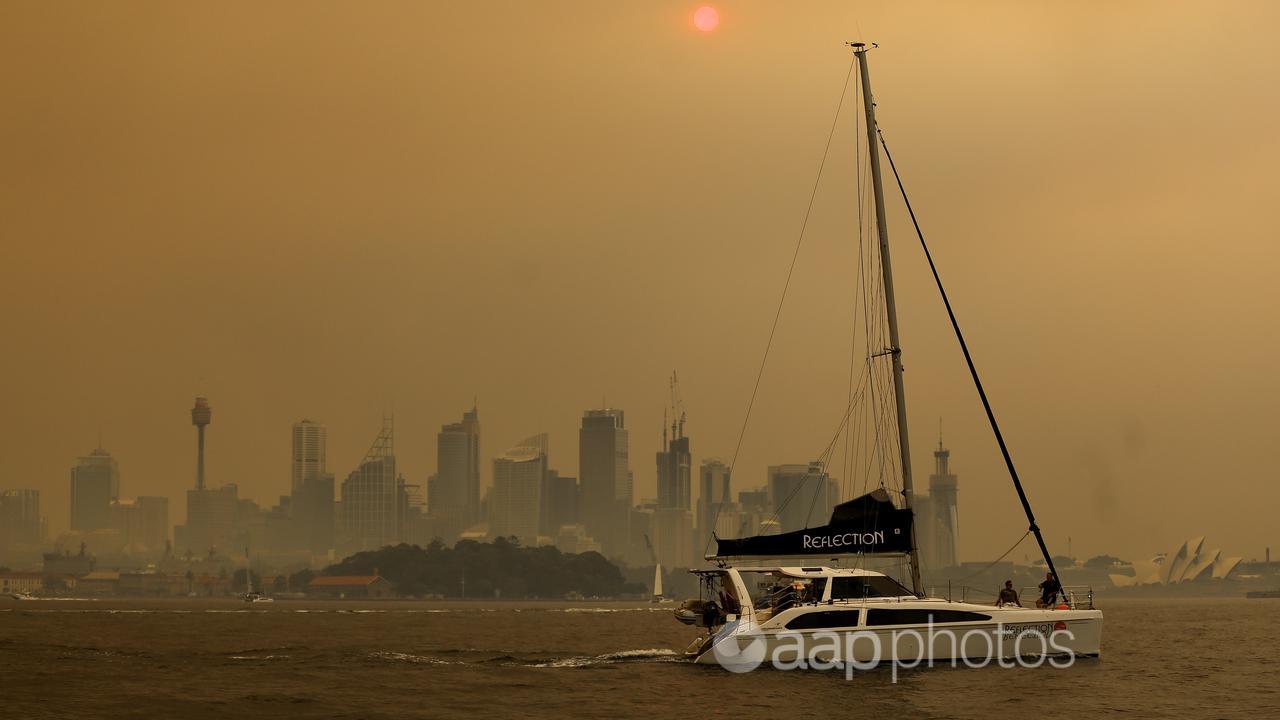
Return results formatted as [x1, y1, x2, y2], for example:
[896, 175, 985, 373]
[715, 488, 913, 557]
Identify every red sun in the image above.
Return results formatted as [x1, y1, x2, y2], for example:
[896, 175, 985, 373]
[693, 6, 720, 32]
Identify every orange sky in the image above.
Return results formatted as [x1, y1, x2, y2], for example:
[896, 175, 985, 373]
[2, 1, 1278, 562]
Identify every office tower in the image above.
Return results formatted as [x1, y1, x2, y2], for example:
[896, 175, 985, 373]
[183, 484, 239, 553]
[928, 436, 960, 568]
[767, 461, 833, 533]
[134, 496, 169, 552]
[695, 459, 731, 554]
[0, 489, 42, 547]
[70, 447, 119, 532]
[341, 417, 398, 552]
[540, 470, 578, 536]
[431, 405, 480, 540]
[652, 507, 694, 569]
[291, 419, 327, 494]
[291, 419, 334, 555]
[697, 459, 730, 535]
[656, 422, 692, 511]
[490, 434, 548, 546]
[291, 472, 334, 556]
[110, 496, 168, 555]
[191, 396, 211, 490]
[397, 476, 434, 547]
[579, 408, 630, 559]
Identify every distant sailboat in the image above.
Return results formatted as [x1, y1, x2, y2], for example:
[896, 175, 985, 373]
[652, 564, 665, 604]
[241, 547, 274, 604]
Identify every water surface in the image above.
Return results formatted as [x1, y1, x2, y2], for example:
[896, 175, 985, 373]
[1, 597, 1275, 718]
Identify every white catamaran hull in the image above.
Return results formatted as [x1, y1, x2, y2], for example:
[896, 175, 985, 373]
[694, 607, 1102, 666]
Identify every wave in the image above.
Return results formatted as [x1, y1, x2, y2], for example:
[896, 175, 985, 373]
[228, 655, 290, 661]
[530, 648, 684, 668]
[369, 651, 468, 666]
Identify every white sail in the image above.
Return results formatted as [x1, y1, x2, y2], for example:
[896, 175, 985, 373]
[653, 564, 663, 598]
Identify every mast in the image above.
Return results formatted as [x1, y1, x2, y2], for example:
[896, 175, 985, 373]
[852, 42, 922, 595]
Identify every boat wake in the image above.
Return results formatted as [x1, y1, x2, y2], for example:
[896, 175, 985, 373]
[530, 648, 683, 668]
[368, 650, 469, 665]
[367, 648, 684, 668]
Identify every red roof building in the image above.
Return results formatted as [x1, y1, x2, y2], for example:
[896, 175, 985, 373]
[306, 575, 394, 599]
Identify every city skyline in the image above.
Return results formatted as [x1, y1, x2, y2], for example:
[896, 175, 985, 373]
[2, 387, 973, 570]
[2, 380, 1270, 567]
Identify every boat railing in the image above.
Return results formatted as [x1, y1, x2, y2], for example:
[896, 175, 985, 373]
[931, 584, 1095, 610]
[1016, 585, 1095, 610]
[1064, 586, 1095, 610]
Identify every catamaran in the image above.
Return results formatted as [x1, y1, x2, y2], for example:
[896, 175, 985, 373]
[675, 43, 1102, 666]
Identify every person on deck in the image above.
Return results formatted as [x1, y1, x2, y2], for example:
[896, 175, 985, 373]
[996, 580, 1021, 607]
[1038, 572, 1061, 608]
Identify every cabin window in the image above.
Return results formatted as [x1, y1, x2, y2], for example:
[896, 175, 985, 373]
[751, 574, 825, 613]
[829, 576, 913, 599]
[785, 610, 863, 630]
[865, 609, 992, 626]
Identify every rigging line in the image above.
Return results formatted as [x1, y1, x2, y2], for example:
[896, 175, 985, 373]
[857, 170, 889, 493]
[802, 469, 826, 528]
[763, 392, 866, 534]
[876, 129, 1069, 595]
[841, 63, 867, 501]
[806, 376, 874, 528]
[708, 57, 857, 554]
[848, 168, 875, 502]
[951, 531, 1031, 586]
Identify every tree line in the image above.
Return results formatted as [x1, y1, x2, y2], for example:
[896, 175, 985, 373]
[292, 538, 645, 599]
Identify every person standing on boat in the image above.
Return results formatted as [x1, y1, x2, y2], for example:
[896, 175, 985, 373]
[996, 580, 1021, 607]
[1038, 572, 1061, 608]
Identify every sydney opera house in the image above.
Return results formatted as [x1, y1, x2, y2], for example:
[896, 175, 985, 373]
[1111, 536, 1241, 587]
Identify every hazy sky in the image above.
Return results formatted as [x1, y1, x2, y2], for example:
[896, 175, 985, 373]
[2, 1, 1277, 563]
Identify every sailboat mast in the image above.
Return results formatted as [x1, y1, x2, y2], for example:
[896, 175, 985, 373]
[852, 43, 922, 595]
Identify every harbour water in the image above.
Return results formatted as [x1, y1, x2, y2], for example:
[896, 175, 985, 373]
[2, 596, 1276, 718]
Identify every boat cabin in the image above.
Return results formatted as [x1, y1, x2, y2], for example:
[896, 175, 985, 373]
[681, 566, 916, 627]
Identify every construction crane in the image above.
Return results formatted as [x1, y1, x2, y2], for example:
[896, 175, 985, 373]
[668, 370, 686, 439]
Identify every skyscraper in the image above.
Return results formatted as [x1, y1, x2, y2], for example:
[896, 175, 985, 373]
[70, 447, 119, 532]
[696, 458, 731, 548]
[768, 462, 834, 533]
[182, 483, 239, 553]
[540, 470, 578, 537]
[341, 417, 397, 553]
[928, 437, 960, 568]
[654, 402, 693, 566]
[291, 419, 327, 494]
[0, 489, 42, 547]
[579, 408, 630, 559]
[291, 419, 334, 555]
[430, 405, 480, 541]
[294, 471, 335, 555]
[656, 421, 692, 511]
[109, 496, 168, 555]
[490, 434, 548, 546]
[652, 506, 693, 569]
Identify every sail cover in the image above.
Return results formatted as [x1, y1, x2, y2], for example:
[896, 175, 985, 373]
[715, 488, 913, 557]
